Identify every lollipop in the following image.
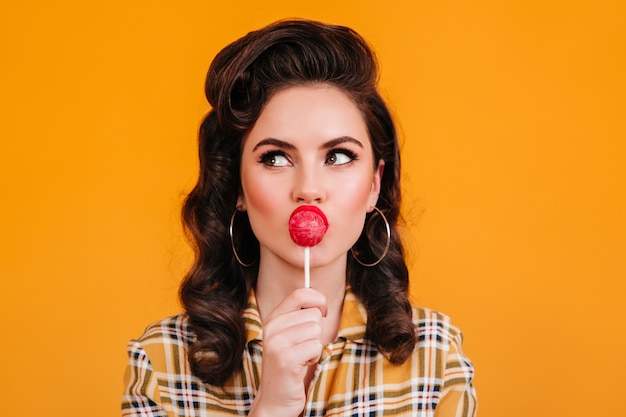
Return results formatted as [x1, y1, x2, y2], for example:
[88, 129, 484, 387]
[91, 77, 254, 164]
[288, 206, 328, 287]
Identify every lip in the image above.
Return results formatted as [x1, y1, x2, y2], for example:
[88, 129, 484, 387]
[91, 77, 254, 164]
[289, 205, 329, 226]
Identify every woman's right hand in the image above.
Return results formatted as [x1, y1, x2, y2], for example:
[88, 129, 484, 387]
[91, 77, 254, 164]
[249, 288, 328, 417]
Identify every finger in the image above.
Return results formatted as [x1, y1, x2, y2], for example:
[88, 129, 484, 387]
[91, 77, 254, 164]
[277, 338, 325, 370]
[263, 308, 322, 340]
[263, 309, 323, 346]
[293, 339, 324, 366]
[265, 288, 328, 321]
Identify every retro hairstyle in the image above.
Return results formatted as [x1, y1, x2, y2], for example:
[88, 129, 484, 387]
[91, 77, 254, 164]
[180, 19, 415, 386]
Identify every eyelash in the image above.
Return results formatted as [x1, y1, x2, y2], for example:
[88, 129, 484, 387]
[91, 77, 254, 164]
[258, 150, 289, 167]
[326, 148, 357, 165]
[257, 148, 359, 167]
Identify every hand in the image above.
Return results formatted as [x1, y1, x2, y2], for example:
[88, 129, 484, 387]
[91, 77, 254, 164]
[249, 288, 327, 417]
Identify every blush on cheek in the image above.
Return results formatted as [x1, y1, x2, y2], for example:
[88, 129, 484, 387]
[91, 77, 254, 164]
[339, 178, 374, 204]
[241, 179, 288, 230]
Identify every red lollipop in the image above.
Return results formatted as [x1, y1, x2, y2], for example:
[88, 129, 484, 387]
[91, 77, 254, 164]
[288, 206, 328, 247]
[288, 206, 328, 288]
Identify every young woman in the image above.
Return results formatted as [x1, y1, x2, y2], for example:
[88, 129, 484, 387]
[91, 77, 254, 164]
[122, 19, 476, 417]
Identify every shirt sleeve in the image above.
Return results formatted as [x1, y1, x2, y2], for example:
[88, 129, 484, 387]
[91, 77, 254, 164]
[434, 329, 477, 417]
[121, 339, 169, 417]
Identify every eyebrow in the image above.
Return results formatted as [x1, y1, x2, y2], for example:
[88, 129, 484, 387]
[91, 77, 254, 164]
[252, 136, 364, 152]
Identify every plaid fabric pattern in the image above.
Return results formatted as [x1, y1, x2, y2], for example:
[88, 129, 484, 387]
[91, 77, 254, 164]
[122, 290, 476, 416]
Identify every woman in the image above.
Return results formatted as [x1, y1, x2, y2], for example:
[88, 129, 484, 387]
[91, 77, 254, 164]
[122, 19, 476, 417]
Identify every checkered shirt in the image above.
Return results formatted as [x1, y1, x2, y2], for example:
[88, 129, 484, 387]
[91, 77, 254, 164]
[122, 290, 476, 416]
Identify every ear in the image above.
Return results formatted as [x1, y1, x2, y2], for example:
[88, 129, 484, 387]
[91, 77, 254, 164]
[236, 193, 247, 211]
[367, 159, 385, 211]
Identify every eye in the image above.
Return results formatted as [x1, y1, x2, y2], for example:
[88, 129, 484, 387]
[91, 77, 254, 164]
[325, 149, 357, 166]
[259, 151, 290, 167]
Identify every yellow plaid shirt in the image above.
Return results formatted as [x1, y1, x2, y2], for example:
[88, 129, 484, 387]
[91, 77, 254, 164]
[122, 290, 476, 416]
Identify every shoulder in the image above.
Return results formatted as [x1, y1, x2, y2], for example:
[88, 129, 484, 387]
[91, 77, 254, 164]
[411, 307, 477, 414]
[126, 314, 193, 375]
[411, 305, 475, 385]
[412, 305, 465, 348]
[134, 314, 193, 346]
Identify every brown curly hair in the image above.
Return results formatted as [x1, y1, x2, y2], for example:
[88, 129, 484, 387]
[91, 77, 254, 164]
[180, 19, 415, 386]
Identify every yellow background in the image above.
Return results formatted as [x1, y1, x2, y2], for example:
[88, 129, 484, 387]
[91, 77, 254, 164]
[1, 1, 624, 416]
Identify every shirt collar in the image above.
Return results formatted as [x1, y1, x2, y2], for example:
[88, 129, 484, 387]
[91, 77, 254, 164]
[244, 287, 368, 344]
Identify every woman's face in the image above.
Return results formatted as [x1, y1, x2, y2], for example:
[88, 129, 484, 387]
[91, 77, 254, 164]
[238, 85, 383, 271]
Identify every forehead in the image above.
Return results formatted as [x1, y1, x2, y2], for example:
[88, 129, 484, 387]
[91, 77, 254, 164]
[245, 85, 370, 146]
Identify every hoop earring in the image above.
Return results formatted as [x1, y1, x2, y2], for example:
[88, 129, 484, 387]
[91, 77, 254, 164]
[229, 209, 255, 267]
[350, 206, 391, 267]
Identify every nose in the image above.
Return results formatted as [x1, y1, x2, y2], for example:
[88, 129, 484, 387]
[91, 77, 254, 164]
[292, 164, 326, 204]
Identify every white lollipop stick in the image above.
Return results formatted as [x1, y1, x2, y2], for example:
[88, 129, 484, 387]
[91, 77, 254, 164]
[304, 246, 311, 288]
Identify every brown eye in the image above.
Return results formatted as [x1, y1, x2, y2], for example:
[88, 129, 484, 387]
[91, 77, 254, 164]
[325, 149, 356, 166]
[259, 152, 289, 167]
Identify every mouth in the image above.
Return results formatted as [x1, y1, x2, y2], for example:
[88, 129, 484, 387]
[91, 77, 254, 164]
[288, 205, 329, 247]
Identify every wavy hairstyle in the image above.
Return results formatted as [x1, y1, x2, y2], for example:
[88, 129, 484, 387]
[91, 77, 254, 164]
[180, 19, 415, 386]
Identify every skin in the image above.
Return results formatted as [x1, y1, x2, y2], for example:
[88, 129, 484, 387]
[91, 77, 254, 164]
[238, 85, 384, 417]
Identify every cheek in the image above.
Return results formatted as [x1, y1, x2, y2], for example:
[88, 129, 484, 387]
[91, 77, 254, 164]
[327, 178, 372, 247]
[240, 169, 284, 217]
[240, 181, 278, 244]
[335, 174, 375, 208]
[244, 185, 277, 214]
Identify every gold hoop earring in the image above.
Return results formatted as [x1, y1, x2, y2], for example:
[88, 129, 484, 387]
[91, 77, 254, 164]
[229, 209, 255, 267]
[350, 206, 391, 267]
